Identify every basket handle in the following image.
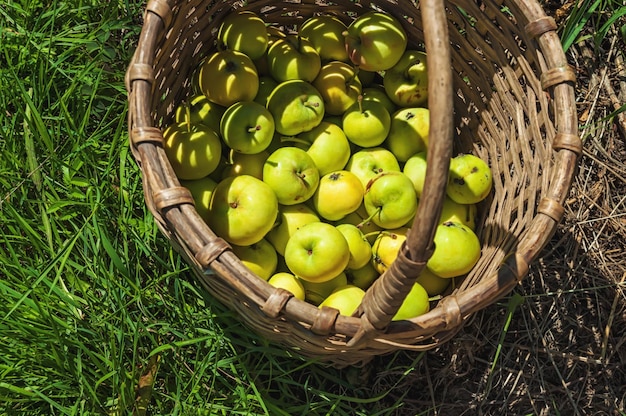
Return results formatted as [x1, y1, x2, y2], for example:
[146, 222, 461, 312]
[349, 0, 454, 345]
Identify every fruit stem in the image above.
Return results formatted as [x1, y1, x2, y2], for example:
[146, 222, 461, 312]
[357, 206, 381, 229]
[362, 230, 383, 240]
[357, 94, 364, 113]
[248, 125, 261, 133]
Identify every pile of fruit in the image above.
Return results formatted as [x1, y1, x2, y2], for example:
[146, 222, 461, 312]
[162, 10, 493, 321]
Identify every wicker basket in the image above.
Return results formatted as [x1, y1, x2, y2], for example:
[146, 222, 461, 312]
[125, 0, 581, 366]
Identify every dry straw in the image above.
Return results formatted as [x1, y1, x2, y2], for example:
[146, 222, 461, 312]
[126, 0, 581, 366]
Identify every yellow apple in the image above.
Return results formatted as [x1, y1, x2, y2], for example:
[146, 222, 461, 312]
[284, 221, 350, 283]
[318, 285, 365, 316]
[439, 196, 477, 230]
[268, 272, 306, 300]
[174, 94, 225, 133]
[313, 170, 364, 221]
[222, 150, 270, 180]
[266, 203, 320, 256]
[336, 223, 372, 270]
[383, 50, 428, 107]
[208, 175, 278, 246]
[218, 11, 269, 60]
[402, 150, 427, 198]
[347, 262, 379, 290]
[298, 15, 350, 62]
[342, 96, 391, 148]
[198, 49, 259, 107]
[427, 222, 481, 278]
[335, 205, 383, 240]
[162, 122, 222, 180]
[266, 79, 325, 136]
[220, 101, 275, 154]
[416, 267, 450, 296]
[385, 107, 429, 162]
[447, 153, 493, 204]
[231, 238, 278, 281]
[392, 283, 430, 321]
[371, 227, 408, 274]
[363, 171, 418, 230]
[344, 11, 407, 71]
[266, 35, 321, 82]
[300, 272, 348, 305]
[294, 121, 351, 176]
[362, 85, 397, 114]
[312, 60, 362, 115]
[180, 176, 218, 224]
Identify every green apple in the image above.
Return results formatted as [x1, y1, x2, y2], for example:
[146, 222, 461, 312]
[402, 150, 427, 197]
[294, 121, 351, 176]
[427, 222, 481, 278]
[220, 101, 275, 154]
[217, 11, 269, 60]
[313, 170, 364, 221]
[266, 203, 320, 256]
[361, 85, 397, 114]
[346, 147, 401, 188]
[347, 262, 379, 290]
[163, 122, 222, 180]
[312, 60, 362, 115]
[343, 11, 407, 72]
[336, 223, 372, 270]
[198, 49, 259, 107]
[180, 176, 218, 224]
[439, 196, 477, 230]
[447, 153, 493, 204]
[263, 147, 320, 205]
[266, 25, 288, 43]
[254, 76, 279, 107]
[335, 204, 383, 238]
[342, 96, 391, 148]
[383, 50, 428, 107]
[385, 107, 429, 162]
[208, 156, 229, 183]
[392, 283, 430, 321]
[356, 69, 377, 86]
[208, 175, 278, 246]
[298, 15, 350, 62]
[416, 267, 450, 296]
[222, 149, 269, 180]
[266, 35, 321, 82]
[231, 238, 278, 281]
[371, 227, 408, 274]
[284, 221, 350, 283]
[318, 285, 365, 316]
[174, 94, 225, 133]
[266, 79, 325, 136]
[268, 272, 306, 300]
[363, 172, 418, 229]
[300, 272, 348, 305]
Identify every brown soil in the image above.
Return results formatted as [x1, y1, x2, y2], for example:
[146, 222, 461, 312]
[364, 2, 626, 413]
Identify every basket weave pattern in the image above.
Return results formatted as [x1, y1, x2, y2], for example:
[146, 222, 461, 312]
[126, 0, 580, 366]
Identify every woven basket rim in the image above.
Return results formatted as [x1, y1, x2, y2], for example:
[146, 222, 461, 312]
[125, 0, 581, 364]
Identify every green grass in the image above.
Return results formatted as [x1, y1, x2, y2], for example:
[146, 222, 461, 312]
[0, 1, 424, 414]
[560, 0, 626, 52]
